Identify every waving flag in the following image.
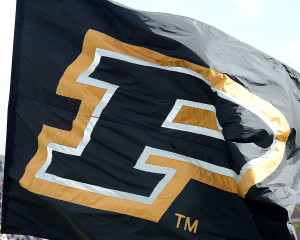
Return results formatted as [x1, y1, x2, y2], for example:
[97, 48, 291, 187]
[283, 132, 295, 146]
[2, 0, 300, 239]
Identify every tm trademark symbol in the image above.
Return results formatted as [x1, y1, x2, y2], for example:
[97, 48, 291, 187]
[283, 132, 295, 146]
[175, 213, 199, 234]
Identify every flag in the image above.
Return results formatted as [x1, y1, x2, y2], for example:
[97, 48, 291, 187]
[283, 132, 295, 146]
[2, 0, 300, 239]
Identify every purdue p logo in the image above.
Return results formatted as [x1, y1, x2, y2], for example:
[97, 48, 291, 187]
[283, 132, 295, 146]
[20, 30, 290, 222]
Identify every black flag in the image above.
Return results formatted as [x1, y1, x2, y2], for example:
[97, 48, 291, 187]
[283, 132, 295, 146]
[2, 0, 300, 239]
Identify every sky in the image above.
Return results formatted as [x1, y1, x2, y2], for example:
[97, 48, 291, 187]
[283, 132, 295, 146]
[0, 0, 299, 155]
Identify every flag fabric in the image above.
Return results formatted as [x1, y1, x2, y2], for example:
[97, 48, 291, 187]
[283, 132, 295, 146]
[2, 0, 300, 239]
